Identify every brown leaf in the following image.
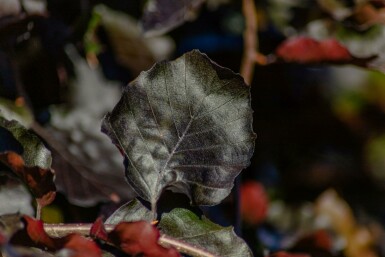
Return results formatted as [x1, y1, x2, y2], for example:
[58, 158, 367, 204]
[0, 152, 56, 207]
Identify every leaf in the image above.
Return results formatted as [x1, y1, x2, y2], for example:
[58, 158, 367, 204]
[0, 97, 34, 127]
[0, 117, 52, 169]
[48, 46, 135, 207]
[92, 5, 175, 76]
[276, 37, 352, 63]
[0, 152, 56, 208]
[240, 181, 268, 225]
[105, 199, 153, 224]
[0, 0, 21, 17]
[92, 220, 180, 257]
[109, 221, 180, 257]
[0, 215, 54, 257]
[141, 0, 206, 36]
[159, 208, 253, 257]
[0, 117, 55, 207]
[11, 215, 102, 257]
[102, 50, 255, 208]
[0, 0, 46, 18]
[90, 217, 109, 242]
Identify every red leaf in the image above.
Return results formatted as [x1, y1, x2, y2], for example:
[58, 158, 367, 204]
[0, 152, 56, 207]
[241, 181, 268, 225]
[319, 39, 352, 61]
[276, 37, 352, 63]
[12, 216, 102, 257]
[22, 215, 56, 250]
[61, 234, 101, 257]
[90, 217, 109, 242]
[109, 221, 180, 257]
[268, 252, 310, 257]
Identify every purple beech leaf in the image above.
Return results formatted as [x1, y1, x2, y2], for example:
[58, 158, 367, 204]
[102, 50, 256, 210]
[48, 48, 135, 207]
[141, 0, 206, 36]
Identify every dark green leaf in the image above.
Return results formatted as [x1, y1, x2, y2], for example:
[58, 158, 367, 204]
[102, 50, 255, 208]
[141, 0, 206, 36]
[106, 199, 153, 224]
[0, 117, 52, 169]
[159, 208, 253, 257]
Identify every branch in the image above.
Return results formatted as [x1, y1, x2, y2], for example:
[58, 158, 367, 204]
[240, 0, 265, 85]
[43, 223, 218, 257]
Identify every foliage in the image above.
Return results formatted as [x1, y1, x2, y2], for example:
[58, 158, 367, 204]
[0, 50, 255, 256]
[102, 50, 255, 213]
[2, 0, 385, 257]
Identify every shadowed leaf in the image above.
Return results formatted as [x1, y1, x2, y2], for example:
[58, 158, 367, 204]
[0, 117, 55, 207]
[106, 199, 153, 224]
[0, 152, 56, 208]
[0, 117, 52, 169]
[141, 0, 206, 36]
[11, 215, 102, 257]
[159, 208, 253, 257]
[102, 50, 255, 209]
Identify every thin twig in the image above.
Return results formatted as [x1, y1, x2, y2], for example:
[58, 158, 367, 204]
[43, 223, 217, 257]
[36, 203, 42, 220]
[159, 234, 219, 257]
[240, 0, 259, 85]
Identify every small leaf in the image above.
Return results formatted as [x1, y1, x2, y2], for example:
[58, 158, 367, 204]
[141, 0, 206, 36]
[276, 37, 352, 63]
[11, 215, 102, 257]
[90, 217, 109, 242]
[159, 208, 253, 257]
[49, 47, 135, 207]
[240, 181, 268, 225]
[59, 234, 101, 257]
[0, 152, 56, 208]
[108, 221, 180, 257]
[102, 50, 255, 209]
[105, 199, 153, 224]
[0, 117, 52, 169]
